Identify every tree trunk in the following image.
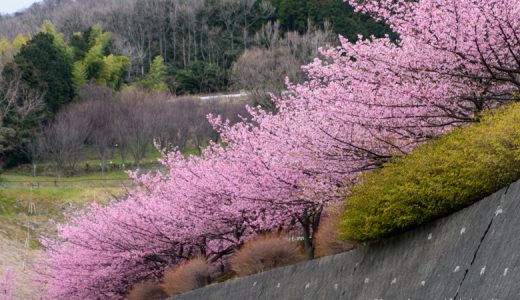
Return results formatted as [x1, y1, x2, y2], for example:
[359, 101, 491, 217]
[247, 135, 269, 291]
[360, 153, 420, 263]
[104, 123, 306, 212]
[300, 209, 314, 260]
[101, 159, 106, 177]
[299, 206, 324, 260]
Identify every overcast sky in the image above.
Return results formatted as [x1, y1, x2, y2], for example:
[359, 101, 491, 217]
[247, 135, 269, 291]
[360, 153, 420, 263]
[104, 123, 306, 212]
[1, 0, 42, 14]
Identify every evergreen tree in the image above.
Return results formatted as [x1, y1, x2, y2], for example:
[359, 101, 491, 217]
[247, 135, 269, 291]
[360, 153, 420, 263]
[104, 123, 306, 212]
[174, 61, 228, 94]
[271, 0, 394, 41]
[72, 25, 129, 91]
[140, 56, 168, 92]
[8, 32, 74, 113]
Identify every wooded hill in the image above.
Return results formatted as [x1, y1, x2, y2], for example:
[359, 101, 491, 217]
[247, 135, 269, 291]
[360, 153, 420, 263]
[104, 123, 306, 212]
[0, 0, 391, 94]
[0, 0, 391, 169]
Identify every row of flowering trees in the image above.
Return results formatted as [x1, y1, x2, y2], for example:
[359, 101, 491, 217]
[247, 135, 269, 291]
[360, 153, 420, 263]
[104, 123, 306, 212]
[38, 0, 520, 299]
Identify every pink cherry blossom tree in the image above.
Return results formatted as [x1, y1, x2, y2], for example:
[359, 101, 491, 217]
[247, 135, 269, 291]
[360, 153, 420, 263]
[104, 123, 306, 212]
[39, 0, 520, 298]
[0, 268, 16, 300]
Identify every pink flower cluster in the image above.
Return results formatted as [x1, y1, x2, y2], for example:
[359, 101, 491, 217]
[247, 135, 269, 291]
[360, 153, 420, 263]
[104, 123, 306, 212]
[0, 268, 16, 300]
[39, 0, 520, 299]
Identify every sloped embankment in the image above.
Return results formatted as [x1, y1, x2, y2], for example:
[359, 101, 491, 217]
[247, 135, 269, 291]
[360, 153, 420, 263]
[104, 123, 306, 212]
[171, 180, 520, 299]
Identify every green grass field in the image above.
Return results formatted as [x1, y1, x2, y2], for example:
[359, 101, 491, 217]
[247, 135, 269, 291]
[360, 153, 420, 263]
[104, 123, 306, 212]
[0, 177, 128, 248]
[0, 141, 208, 248]
[0, 170, 131, 249]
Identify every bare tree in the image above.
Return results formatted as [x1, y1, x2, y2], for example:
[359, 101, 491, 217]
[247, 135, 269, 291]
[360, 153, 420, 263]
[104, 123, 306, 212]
[240, 0, 275, 49]
[87, 100, 116, 176]
[41, 102, 92, 177]
[282, 21, 336, 64]
[253, 20, 282, 49]
[77, 83, 113, 102]
[23, 135, 45, 177]
[114, 89, 157, 168]
[193, 99, 249, 154]
[233, 20, 336, 109]
[153, 95, 198, 152]
[77, 84, 117, 175]
[0, 73, 45, 128]
[231, 46, 303, 109]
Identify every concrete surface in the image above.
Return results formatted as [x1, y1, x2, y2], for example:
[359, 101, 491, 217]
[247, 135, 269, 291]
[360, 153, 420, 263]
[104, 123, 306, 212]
[172, 180, 520, 300]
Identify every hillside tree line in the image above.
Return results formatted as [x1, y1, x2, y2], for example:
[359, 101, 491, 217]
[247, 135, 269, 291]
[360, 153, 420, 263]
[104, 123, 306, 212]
[0, 0, 391, 170]
[0, 0, 392, 94]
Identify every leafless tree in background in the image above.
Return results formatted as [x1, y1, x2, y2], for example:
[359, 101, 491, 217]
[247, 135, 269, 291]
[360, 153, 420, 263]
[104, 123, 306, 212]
[86, 100, 117, 175]
[152, 96, 198, 152]
[0, 73, 45, 128]
[232, 21, 335, 109]
[23, 135, 45, 177]
[193, 99, 249, 154]
[41, 103, 92, 177]
[114, 89, 157, 168]
[282, 21, 335, 64]
[78, 85, 117, 174]
[31, 82, 249, 175]
[77, 83, 114, 103]
[231, 46, 303, 110]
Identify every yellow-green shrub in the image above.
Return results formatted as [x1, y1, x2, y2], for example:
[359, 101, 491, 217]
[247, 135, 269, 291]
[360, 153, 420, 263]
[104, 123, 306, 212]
[340, 103, 520, 241]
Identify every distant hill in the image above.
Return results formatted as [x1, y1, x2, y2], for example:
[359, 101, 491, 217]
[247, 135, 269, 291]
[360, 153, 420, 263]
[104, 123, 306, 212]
[0, 0, 393, 168]
[0, 0, 391, 84]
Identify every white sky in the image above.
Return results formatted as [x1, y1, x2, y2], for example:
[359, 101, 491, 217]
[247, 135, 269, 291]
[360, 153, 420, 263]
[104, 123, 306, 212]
[1, 0, 42, 14]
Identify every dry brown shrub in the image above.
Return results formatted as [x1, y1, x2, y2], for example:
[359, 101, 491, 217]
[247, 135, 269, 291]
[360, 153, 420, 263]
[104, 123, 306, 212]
[126, 281, 168, 300]
[162, 257, 211, 296]
[229, 234, 305, 277]
[314, 213, 358, 258]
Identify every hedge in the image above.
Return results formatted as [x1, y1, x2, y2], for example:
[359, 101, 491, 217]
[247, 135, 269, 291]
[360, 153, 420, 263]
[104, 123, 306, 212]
[340, 103, 520, 241]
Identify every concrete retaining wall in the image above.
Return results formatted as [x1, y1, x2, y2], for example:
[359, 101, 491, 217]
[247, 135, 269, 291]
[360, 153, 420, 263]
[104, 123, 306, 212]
[172, 180, 520, 300]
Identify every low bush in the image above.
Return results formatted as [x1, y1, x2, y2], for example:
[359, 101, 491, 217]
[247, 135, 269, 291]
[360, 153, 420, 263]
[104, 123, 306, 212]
[314, 212, 357, 257]
[229, 234, 305, 277]
[340, 103, 520, 241]
[162, 257, 211, 296]
[126, 281, 168, 300]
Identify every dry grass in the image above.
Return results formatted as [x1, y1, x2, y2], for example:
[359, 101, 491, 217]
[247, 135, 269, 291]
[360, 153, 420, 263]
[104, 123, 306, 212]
[0, 232, 43, 300]
[0, 182, 126, 299]
[126, 281, 168, 300]
[0, 185, 124, 247]
[229, 234, 305, 277]
[162, 257, 211, 296]
[315, 213, 357, 258]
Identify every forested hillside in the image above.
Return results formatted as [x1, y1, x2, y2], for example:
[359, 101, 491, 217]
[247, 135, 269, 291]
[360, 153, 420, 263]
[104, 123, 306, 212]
[0, 0, 391, 92]
[0, 0, 391, 169]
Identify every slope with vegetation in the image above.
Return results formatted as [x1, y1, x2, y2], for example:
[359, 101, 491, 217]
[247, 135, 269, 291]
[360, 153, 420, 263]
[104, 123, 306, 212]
[124, 100, 520, 300]
[1, 0, 520, 299]
[30, 0, 520, 299]
[340, 102, 520, 240]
